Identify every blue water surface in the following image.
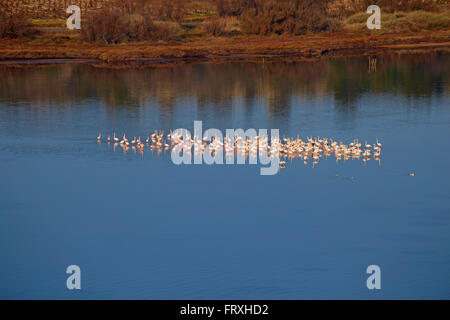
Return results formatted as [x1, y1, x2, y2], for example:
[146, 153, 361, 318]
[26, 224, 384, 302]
[0, 52, 449, 299]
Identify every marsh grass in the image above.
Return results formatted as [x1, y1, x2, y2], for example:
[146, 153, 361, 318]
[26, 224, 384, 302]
[203, 16, 239, 36]
[30, 18, 66, 28]
[0, 0, 447, 41]
[328, 0, 442, 19]
[345, 10, 450, 33]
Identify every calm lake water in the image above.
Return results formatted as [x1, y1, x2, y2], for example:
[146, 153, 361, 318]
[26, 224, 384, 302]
[0, 52, 449, 299]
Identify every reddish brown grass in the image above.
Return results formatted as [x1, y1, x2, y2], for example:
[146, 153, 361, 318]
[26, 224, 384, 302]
[1, 29, 449, 63]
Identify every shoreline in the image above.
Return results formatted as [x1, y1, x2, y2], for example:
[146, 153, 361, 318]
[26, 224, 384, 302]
[0, 30, 449, 65]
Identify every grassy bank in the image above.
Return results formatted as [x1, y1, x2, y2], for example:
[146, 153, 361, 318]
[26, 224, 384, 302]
[344, 10, 450, 33]
[0, 0, 449, 63]
[1, 30, 449, 64]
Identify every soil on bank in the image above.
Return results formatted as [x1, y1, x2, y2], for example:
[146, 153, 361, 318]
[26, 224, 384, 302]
[0, 30, 449, 65]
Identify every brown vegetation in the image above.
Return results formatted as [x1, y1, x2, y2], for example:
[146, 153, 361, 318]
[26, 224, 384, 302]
[111, 0, 187, 21]
[328, 0, 444, 18]
[80, 1, 183, 43]
[0, 11, 37, 38]
[375, 0, 443, 12]
[0, 0, 193, 19]
[0, 29, 449, 63]
[240, 0, 339, 35]
[203, 16, 239, 36]
[81, 9, 179, 43]
[0, 0, 449, 60]
[203, 17, 228, 36]
[215, 0, 252, 16]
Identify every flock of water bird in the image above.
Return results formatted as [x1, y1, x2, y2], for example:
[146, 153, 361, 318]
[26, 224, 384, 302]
[96, 131, 383, 169]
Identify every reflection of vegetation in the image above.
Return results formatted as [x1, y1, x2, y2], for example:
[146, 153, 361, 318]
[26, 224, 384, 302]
[327, 52, 450, 108]
[0, 52, 448, 114]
